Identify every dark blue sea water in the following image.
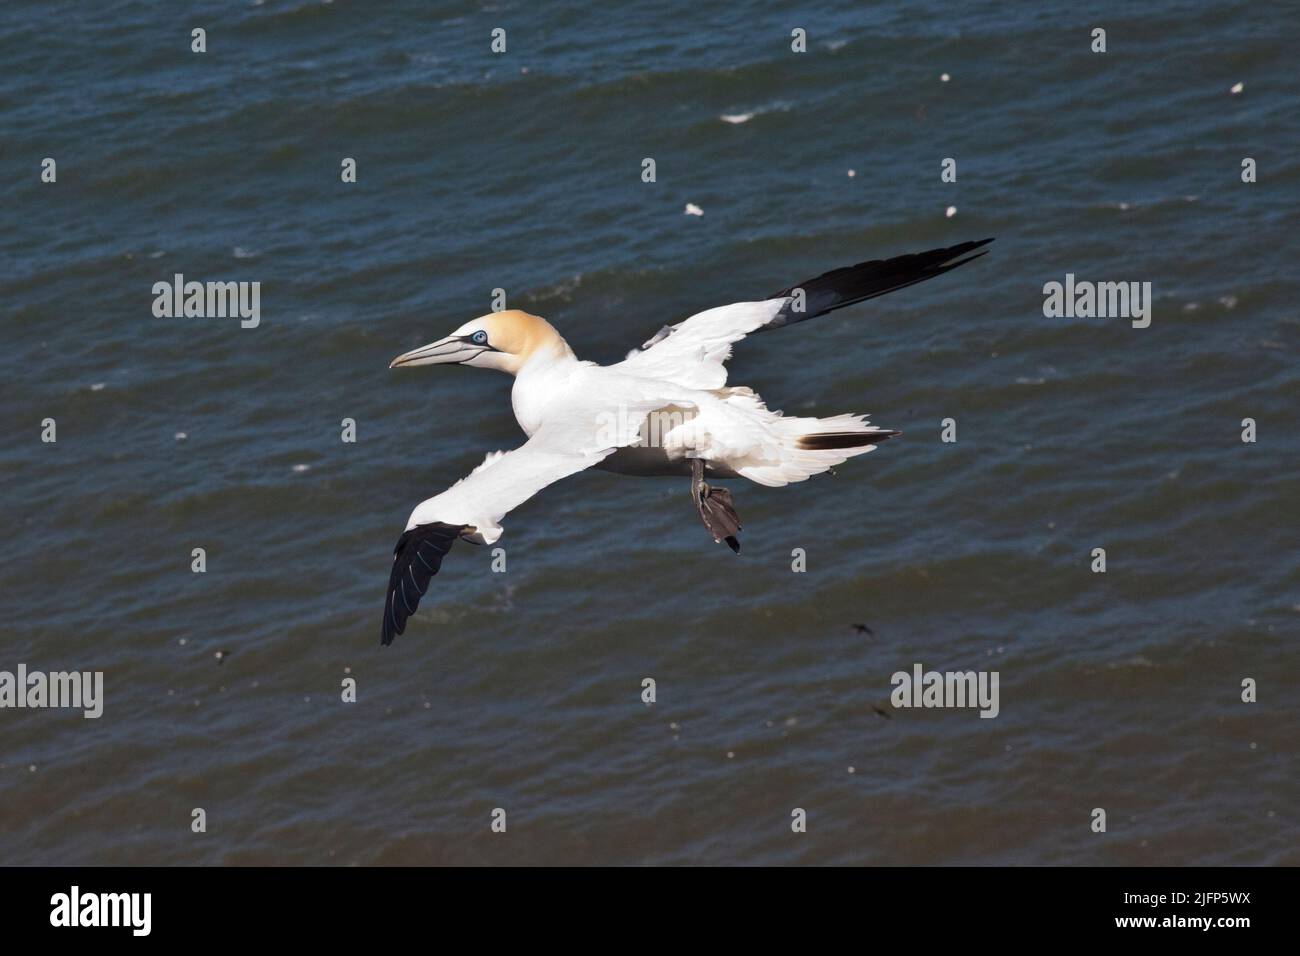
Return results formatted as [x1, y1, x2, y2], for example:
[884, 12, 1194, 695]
[1, 0, 1297, 864]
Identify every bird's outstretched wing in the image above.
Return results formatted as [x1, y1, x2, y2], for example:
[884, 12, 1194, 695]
[617, 238, 993, 390]
[381, 435, 613, 645]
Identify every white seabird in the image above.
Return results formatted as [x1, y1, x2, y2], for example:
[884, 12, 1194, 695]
[381, 238, 994, 644]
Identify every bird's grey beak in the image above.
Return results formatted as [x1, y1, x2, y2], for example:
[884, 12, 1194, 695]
[389, 336, 470, 368]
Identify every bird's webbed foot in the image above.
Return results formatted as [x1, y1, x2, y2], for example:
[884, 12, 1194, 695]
[689, 458, 742, 554]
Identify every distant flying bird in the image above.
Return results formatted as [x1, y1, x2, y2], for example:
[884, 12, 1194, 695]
[381, 238, 993, 645]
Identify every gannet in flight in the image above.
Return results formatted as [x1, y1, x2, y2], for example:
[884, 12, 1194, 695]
[381, 238, 993, 645]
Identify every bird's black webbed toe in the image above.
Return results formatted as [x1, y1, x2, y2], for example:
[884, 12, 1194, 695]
[689, 459, 742, 554]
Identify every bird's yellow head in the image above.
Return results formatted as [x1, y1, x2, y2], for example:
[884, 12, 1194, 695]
[389, 309, 569, 376]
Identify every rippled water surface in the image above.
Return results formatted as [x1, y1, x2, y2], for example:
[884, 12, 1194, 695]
[1, 0, 1297, 865]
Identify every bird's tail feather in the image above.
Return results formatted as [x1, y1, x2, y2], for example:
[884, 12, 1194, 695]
[733, 412, 897, 486]
[796, 429, 900, 450]
[762, 237, 993, 331]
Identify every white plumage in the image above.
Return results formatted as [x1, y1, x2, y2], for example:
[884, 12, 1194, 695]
[380, 238, 993, 644]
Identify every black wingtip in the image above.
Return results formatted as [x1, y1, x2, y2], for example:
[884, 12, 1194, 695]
[380, 522, 465, 646]
[942, 248, 992, 271]
[381, 591, 401, 646]
[725, 535, 740, 553]
[764, 237, 995, 331]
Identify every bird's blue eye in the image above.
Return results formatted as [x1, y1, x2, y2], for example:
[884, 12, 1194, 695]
[470, 330, 488, 345]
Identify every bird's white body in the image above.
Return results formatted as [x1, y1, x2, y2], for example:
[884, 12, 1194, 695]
[380, 238, 992, 644]
[514, 348, 880, 481]
[404, 300, 888, 545]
